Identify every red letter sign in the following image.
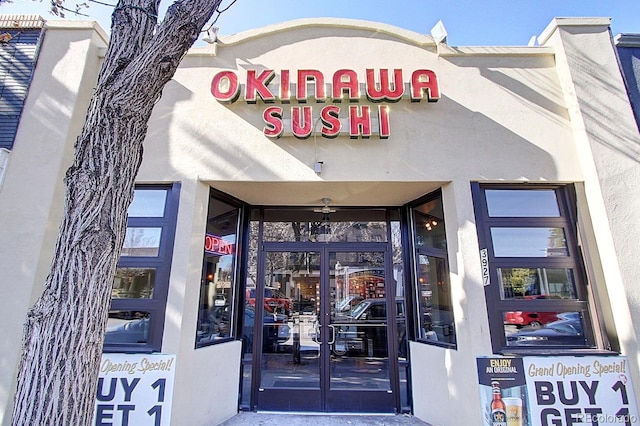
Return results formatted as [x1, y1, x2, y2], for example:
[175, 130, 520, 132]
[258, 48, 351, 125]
[349, 105, 372, 139]
[211, 71, 240, 103]
[291, 106, 313, 139]
[333, 69, 360, 102]
[321, 105, 341, 138]
[366, 69, 404, 102]
[263, 106, 284, 138]
[246, 69, 276, 103]
[411, 69, 440, 102]
[297, 70, 326, 102]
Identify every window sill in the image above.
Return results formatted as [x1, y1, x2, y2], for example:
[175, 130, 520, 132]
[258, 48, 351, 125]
[498, 348, 619, 357]
[103, 345, 157, 354]
[414, 339, 457, 350]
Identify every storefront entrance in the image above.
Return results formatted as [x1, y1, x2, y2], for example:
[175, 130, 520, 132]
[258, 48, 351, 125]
[252, 243, 402, 412]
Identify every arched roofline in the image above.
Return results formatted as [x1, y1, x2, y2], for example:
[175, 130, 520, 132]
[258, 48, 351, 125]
[217, 17, 436, 48]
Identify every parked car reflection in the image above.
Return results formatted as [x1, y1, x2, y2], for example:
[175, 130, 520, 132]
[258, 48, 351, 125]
[504, 311, 558, 328]
[506, 312, 586, 347]
[243, 305, 290, 353]
[104, 314, 150, 344]
[332, 298, 406, 358]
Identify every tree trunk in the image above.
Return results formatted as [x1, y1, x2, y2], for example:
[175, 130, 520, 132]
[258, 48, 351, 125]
[11, 0, 223, 424]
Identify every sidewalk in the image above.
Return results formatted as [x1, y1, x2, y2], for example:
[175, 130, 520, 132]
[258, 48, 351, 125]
[219, 411, 432, 425]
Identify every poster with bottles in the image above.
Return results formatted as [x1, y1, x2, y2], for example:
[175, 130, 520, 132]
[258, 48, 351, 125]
[477, 356, 639, 426]
[477, 357, 529, 426]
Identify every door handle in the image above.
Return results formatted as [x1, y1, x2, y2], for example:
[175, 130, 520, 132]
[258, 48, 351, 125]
[327, 324, 336, 345]
[311, 322, 320, 344]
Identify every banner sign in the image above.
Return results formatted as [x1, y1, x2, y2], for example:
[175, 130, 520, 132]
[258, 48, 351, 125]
[94, 353, 176, 426]
[477, 356, 639, 426]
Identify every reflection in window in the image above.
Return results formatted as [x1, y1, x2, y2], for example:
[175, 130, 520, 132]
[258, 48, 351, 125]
[112, 268, 155, 299]
[412, 191, 455, 347]
[121, 227, 162, 256]
[105, 311, 151, 345]
[491, 227, 568, 257]
[128, 189, 167, 217]
[417, 255, 454, 344]
[414, 210, 446, 251]
[262, 221, 388, 243]
[196, 193, 239, 347]
[504, 311, 587, 347]
[498, 268, 577, 300]
[485, 189, 560, 217]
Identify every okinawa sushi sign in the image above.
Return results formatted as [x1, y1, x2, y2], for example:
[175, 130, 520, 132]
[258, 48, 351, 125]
[210, 68, 439, 139]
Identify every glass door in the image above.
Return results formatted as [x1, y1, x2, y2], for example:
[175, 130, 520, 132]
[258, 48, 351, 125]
[255, 245, 396, 412]
[255, 249, 322, 411]
[326, 250, 396, 411]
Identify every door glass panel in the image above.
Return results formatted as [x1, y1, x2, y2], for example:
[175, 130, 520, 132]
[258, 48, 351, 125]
[330, 252, 390, 390]
[260, 251, 320, 389]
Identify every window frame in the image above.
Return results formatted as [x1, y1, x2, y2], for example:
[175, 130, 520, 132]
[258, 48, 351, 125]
[471, 183, 602, 354]
[104, 183, 180, 353]
[405, 189, 457, 349]
[195, 188, 247, 349]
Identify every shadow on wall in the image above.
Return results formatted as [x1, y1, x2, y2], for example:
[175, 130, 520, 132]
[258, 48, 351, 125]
[0, 29, 105, 425]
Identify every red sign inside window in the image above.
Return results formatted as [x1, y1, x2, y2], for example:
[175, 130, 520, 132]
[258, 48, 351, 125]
[204, 234, 235, 256]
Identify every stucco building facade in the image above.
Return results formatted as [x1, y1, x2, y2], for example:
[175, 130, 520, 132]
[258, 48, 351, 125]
[1, 15, 639, 425]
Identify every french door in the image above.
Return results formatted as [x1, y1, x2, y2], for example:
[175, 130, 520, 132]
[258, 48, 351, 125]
[252, 243, 401, 412]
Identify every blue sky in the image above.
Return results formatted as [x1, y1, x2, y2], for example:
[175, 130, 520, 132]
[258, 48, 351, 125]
[2, 0, 639, 45]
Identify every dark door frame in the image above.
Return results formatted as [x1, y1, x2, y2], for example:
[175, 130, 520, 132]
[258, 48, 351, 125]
[252, 241, 401, 413]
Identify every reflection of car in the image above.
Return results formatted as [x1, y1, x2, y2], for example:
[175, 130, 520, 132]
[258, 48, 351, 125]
[214, 294, 227, 306]
[504, 295, 562, 328]
[504, 311, 558, 328]
[504, 311, 558, 327]
[243, 305, 290, 353]
[506, 312, 586, 347]
[196, 304, 291, 350]
[246, 289, 291, 315]
[335, 295, 364, 313]
[333, 298, 406, 357]
[105, 317, 149, 344]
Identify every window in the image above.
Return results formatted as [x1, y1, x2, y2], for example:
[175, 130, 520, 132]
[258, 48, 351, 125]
[195, 190, 242, 348]
[472, 183, 598, 353]
[104, 184, 180, 353]
[409, 190, 456, 347]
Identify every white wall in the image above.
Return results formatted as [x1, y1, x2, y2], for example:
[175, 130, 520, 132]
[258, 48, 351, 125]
[540, 17, 640, 382]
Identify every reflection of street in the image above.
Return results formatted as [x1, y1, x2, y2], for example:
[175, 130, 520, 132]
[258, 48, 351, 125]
[260, 313, 390, 390]
[272, 314, 320, 352]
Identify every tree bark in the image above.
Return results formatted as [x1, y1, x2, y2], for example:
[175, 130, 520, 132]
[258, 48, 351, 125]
[11, 0, 223, 424]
